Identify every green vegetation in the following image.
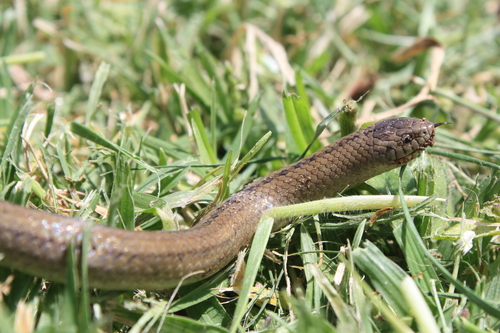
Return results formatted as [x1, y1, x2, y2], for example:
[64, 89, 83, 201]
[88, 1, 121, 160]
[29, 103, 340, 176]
[1, 0, 499, 332]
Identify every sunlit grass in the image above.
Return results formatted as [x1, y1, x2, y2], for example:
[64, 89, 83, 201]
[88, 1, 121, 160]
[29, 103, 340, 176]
[0, 1, 499, 332]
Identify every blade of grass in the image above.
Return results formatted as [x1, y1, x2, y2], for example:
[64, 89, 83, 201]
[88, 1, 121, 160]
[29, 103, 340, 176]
[401, 276, 440, 333]
[228, 94, 261, 160]
[308, 265, 360, 330]
[397, 173, 500, 319]
[413, 78, 500, 124]
[269, 195, 443, 230]
[347, 261, 414, 333]
[146, 50, 211, 107]
[294, 69, 311, 114]
[77, 222, 92, 333]
[394, 167, 442, 295]
[220, 149, 233, 196]
[210, 81, 218, 150]
[229, 215, 274, 333]
[70, 121, 155, 173]
[85, 61, 110, 124]
[352, 241, 410, 317]
[282, 91, 308, 154]
[44, 103, 56, 139]
[297, 107, 340, 160]
[0, 61, 14, 120]
[0, 51, 45, 65]
[299, 224, 320, 310]
[428, 147, 500, 171]
[1, 84, 34, 187]
[287, 288, 337, 333]
[292, 81, 322, 153]
[171, 268, 232, 313]
[231, 131, 272, 180]
[188, 108, 217, 165]
[196, 42, 230, 121]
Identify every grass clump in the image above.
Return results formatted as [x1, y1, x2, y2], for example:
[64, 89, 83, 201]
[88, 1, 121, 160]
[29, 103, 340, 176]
[0, 1, 499, 332]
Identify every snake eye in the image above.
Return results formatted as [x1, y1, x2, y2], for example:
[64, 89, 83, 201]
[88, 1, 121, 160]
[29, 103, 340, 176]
[402, 134, 412, 144]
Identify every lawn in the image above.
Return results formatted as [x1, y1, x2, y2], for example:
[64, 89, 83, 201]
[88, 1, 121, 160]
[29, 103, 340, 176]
[0, 1, 499, 332]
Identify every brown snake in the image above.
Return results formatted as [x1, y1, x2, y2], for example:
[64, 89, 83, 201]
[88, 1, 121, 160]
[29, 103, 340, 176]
[0, 117, 442, 290]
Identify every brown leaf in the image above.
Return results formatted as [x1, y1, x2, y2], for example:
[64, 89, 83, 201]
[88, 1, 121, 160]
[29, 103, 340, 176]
[391, 37, 442, 62]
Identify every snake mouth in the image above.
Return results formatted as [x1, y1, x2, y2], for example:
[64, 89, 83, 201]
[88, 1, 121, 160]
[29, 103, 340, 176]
[395, 150, 422, 165]
[394, 129, 437, 165]
[420, 120, 451, 149]
[419, 136, 436, 150]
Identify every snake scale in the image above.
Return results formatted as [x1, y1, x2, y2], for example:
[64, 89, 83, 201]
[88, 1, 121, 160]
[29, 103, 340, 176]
[0, 117, 441, 290]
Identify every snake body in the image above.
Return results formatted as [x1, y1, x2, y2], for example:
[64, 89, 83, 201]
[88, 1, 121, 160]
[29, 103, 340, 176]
[0, 117, 438, 290]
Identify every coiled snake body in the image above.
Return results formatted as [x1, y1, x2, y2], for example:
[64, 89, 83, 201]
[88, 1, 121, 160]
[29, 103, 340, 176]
[0, 117, 440, 289]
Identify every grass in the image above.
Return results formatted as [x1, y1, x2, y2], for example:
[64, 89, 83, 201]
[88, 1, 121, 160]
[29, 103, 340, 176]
[0, 0, 499, 332]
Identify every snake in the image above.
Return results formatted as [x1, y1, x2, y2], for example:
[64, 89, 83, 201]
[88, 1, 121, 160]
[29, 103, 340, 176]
[0, 117, 442, 290]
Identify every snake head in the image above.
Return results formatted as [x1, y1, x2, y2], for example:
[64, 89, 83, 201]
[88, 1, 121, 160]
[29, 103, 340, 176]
[371, 117, 445, 166]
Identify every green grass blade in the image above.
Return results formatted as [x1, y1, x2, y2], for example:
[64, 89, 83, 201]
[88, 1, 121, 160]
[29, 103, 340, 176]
[395, 168, 441, 294]
[197, 42, 230, 119]
[229, 216, 274, 333]
[44, 103, 56, 139]
[299, 224, 320, 309]
[293, 95, 323, 152]
[282, 91, 308, 154]
[1, 84, 34, 187]
[146, 50, 211, 107]
[85, 61, 110, 124]
[0, 51, 45, 65]
[401, 277, 440, 333]
[352, 241, 410, 317]
[228, 94, 261, 159]
[70, 121, 155, 172]
[428, 147, 500, 171]
[298, 107, 340, 160]
[188, 108, 217, 165]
